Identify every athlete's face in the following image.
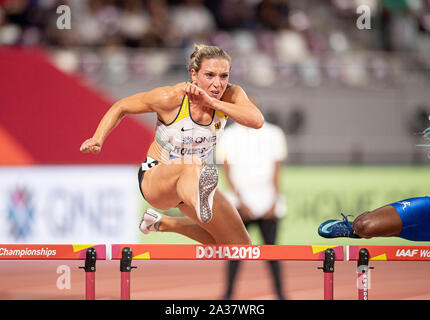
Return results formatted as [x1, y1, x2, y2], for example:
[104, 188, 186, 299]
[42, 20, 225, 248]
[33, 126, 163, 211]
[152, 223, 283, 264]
[191, 58, 230, 100]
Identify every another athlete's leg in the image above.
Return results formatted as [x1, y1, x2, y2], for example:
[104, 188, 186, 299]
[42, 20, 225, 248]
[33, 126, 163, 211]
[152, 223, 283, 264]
[353, 205, 402, 239]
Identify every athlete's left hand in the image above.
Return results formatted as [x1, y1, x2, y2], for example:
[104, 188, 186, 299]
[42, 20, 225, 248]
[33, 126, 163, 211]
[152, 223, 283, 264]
[184, 82, 215, 109]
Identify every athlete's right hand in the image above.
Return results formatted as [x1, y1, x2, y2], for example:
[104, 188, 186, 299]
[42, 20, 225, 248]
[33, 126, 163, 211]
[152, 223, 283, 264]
[80, 138, 102, 154]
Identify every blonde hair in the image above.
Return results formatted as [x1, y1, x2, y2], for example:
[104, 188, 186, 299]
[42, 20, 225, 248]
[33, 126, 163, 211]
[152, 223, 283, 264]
[188, 44, 232, 73]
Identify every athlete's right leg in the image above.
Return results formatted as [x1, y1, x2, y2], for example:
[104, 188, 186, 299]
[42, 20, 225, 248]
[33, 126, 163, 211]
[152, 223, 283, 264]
[141, 156, 203, 211]
[142, 156, 217, 224]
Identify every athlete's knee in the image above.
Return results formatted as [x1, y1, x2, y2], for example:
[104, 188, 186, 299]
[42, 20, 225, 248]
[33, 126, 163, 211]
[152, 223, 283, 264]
[243, 235, 252, 245]
[180, 156, 203, 175]
[234, 232, 252, 245]
[353, 212, 375, 238]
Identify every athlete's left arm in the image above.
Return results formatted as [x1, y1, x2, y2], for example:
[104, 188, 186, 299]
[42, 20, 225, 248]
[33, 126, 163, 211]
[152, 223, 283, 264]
[212, 85, 264, 129]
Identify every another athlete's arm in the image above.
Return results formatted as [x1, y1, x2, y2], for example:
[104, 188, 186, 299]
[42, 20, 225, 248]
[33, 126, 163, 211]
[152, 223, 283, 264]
[80, 84, 183, 154]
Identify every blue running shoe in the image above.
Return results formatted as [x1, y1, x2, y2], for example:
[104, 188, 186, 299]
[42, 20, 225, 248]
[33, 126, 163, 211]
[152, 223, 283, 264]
[318, 213, 360, 238]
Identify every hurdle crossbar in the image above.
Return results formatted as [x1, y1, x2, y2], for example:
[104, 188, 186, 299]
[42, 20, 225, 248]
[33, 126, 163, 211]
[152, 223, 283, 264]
[111, 244, 344, 300]
[347, 245, 430, 261]
[0, 244, 106, 300]
[111, 244, 344, 261]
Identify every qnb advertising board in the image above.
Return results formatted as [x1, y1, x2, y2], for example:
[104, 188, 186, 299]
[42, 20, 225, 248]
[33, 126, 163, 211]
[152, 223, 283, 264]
[0, 166, 141, 243]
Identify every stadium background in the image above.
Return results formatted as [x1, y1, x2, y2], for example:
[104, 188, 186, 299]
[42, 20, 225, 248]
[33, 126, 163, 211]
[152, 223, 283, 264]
[0, 0, 430, 299]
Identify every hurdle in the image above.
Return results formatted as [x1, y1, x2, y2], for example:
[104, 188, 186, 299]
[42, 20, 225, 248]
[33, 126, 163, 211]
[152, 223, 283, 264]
[347, 245, 430, 300]
[0, 244, 106, 300]
[111, 244, 344, 300]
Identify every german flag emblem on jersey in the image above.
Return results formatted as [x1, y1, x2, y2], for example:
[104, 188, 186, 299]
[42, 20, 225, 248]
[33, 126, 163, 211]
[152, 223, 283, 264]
[214, 121, 221, 130]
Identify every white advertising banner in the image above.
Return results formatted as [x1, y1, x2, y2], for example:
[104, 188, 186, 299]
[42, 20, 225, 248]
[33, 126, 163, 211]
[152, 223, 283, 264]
[0, 166, 141, 244]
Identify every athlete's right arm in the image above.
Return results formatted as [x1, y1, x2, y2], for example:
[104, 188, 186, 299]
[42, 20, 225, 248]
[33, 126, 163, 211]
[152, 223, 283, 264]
[80, 84, 184, 154]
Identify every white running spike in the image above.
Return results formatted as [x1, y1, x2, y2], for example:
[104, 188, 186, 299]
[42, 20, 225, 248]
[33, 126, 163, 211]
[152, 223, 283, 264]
[139, 208, 162, 234]
[195, 164, 218, 223]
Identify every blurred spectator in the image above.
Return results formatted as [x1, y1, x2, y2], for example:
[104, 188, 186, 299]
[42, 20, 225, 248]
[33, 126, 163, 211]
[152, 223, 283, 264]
[208, 0, 256, 31]
[169, 0, 216, 47]
[118, 0, 150, 47]
[256, 0, 290, 31]
[145, 0, 171, 48]
[276, 30, 309, 63]
[73, 0, 121, 46]
[1, 0, 429, 86]
[379, 0, 418, 51]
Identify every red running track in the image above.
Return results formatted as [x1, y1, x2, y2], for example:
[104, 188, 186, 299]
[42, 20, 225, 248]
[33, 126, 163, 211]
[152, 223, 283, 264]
[0, 260, 429, 300]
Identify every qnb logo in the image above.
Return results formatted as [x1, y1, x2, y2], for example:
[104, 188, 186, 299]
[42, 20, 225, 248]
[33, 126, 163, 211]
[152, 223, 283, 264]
[181, 136, 217, 145]
[7, 187, 35, 240]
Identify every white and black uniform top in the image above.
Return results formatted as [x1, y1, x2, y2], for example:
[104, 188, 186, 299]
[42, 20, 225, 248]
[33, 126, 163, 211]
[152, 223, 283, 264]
[156, 90, 228, 162]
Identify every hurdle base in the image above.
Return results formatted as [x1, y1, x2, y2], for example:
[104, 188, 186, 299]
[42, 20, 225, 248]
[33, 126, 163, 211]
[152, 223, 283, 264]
[318, 248, 335, 300]
[79, 247, 97, 300]
[120, 247, 136, 300]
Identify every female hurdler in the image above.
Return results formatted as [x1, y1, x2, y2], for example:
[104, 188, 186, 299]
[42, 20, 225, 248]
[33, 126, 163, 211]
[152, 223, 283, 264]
[80, 45, 264, 245]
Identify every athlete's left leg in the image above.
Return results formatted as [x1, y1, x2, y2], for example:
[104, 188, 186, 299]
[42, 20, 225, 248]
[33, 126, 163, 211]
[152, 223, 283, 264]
[157, 214, 217, 244]
[140, 192, 251, 244]
[200, 189, 252, 244]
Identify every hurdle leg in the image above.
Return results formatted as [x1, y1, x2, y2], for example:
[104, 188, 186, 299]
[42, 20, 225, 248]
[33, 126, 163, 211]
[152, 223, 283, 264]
[318, 248, 335, 300]
[79, 247, 97, 300]
[120, 247, 136, 300]
[357, 248, 373, 300]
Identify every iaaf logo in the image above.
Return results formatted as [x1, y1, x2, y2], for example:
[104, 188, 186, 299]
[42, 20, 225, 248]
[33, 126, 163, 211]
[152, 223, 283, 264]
[395, 248, 430, 258]
[196, 246, 261, 260]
